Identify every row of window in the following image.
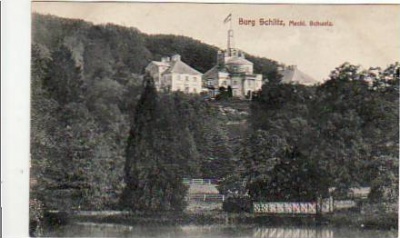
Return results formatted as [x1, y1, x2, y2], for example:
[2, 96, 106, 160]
[207, 78, 262, 89]
[230, 66, 252, 74]
[175, 75, 198, 82]
[218, 80, 257, 87]
[176, 87, 198, 93]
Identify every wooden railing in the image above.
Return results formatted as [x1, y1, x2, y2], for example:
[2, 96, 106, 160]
[183, 178, 220, 185]
[186, 194, 225, 202]
[253, 198, 334, 215]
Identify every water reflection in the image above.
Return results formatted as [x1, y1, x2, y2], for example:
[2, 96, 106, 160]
[42, 223, 397, 238]
[253, 227, 333, 238]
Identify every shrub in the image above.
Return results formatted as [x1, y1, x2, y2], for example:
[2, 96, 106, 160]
[222, 196, 253, 213]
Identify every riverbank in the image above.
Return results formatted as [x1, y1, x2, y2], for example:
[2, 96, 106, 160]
[329, 210, 398, 230]
[40, 221, 399, 238]
[66, 210, 397, 231]
[35, 200, 398, 235]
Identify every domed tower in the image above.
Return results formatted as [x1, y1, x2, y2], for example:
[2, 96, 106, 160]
[203, 13, 263, 98]
[224, 51, 253, 75]
[222, 16, 254, 75]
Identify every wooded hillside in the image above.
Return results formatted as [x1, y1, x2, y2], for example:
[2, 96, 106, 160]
[32, 13, 279, 80]
[30, 13, 399, 212]
[31, 13, 265, 210]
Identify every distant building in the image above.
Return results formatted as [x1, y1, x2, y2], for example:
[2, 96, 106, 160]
[145, 54, 203, 94]
[279, 65, 318, 86]
[203, 49, 263, 98]
[203, 23, 263, 98]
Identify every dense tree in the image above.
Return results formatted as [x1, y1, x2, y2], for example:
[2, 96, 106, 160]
[368, 156, 398, 203]
[312, 63, 398, 192]
[30, 43, 58, 201]
[145, 34, 218, 74]
[45, 45, 84, 105]
[224, 62, 399, 203]
[121, 75, 193, 211]
[196, 121, 234, 179]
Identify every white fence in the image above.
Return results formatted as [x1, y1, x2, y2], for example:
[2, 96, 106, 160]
[253, 198, 333, 214]
[254, 202, 317, 214]
[253, 228, 334, 238]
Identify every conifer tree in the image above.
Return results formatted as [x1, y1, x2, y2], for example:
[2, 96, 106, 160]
[121, 74, 188, 211]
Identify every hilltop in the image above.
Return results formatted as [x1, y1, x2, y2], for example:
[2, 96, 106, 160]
[32, 13, 280, 82]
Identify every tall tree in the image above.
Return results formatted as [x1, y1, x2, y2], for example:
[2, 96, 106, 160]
[121, 75, 188, 211]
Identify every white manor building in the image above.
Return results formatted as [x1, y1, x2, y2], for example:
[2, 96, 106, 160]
[145, 54, 203, 94]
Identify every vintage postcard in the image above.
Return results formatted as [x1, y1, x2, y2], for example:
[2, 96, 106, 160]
[29, 1, 399, 237]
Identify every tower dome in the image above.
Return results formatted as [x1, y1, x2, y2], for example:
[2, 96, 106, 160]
[225, 54, 253, 74]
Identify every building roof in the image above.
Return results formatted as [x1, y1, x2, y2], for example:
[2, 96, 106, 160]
[280, 66, 319, 86]
[226, 56, 253, 66]
[203, 65, 232, 79]
[203, 66, 219, 78]
[150, 61, 170, 67]
[163, 60, 202, 75]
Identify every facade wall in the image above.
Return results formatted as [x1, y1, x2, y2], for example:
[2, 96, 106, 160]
[243, 78, 260, 95]
[145, 58, 203, 94]
[170, 73, 202, 93]
[218, 77, 231, 88]
[205, 74, 262, 98]
[205, 72, 229, 89]
[209, 74, 262, 98]
[230, 76, 244, 97]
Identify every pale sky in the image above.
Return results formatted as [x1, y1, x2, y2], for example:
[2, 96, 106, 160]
[32, 2, 400, 81]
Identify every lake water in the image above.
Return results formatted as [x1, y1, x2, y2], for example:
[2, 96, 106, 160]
[42, 223, 398, 238]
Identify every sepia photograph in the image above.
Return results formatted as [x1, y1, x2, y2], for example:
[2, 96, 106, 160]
[28, 1, 399, 237]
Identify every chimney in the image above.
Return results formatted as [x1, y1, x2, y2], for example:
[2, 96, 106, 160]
[161, 57, 170, 62]
[171, 54, 181, 61]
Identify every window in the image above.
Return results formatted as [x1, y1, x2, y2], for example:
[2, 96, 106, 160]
[223, 81, 227, 86]
[233, 80, 237, 86]
[184, 87, 190, 93]
[208, 81, 213, 86]
[185, 76, 189, 81]
[193, 77, 197, 82]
